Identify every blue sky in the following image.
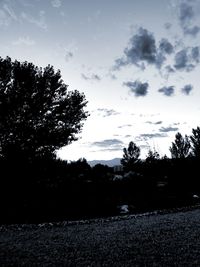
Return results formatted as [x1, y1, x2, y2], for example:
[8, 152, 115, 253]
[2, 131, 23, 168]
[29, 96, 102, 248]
[1, 0, 200, 160]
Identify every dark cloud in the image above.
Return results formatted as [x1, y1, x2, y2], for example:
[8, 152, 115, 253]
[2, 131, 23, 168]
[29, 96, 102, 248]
[174, 49, 193, 71]
[114, 27, 157, 70]
[155, 39, 174, 69]
[125, 28, 157, 65]
[174, 47, 200, 71]
[114, 27, 175, 71]
[158, 86, 174, 96]
[81, 73, 101, 81]
[146, 121, 162, 125]
[96, 108, 120, 117]
[191, 46, 200, 63]
[159, 126, 179, 132]
[65, 51, 73, 62]
[178, 1, 200, 36]
[123, 80, 149, 97]
[159, 38, 174, 55]
[181, 84, 193, 95]
[165, 65, 175, 74]
[155, 52, 166, 69]
[91, 139, 123, 148]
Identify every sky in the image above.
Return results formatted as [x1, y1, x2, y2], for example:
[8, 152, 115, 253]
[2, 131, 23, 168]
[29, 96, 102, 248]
[0, 0, 200, 161]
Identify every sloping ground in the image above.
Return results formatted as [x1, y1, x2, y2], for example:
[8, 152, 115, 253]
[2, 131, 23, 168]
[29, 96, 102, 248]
[1, 207, 200, 266]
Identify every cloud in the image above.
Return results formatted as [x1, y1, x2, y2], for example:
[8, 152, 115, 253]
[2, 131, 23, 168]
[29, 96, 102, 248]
[118, 124, 132, 129]
[3, 3, 17, 20]
[155, 39, 174, 69]
[123, 80, 149, 97]
[174, 49, 192, 71]
[165, 65, 175, 74]
[96, 108, 120, 117]
[12, 36, 35, 46]
[159, 126, 179, 132]
[125, 135, 132, 138]
[136, 133, 167, 141]
[181, 84, 193, 95]
[164, 22, 172, 30]
[114, 27, 176, 71]
[65, 51, 73, 62]
[114, 27, 157, 70]
[174, 47, 200, 71]
[191, 46, 200, 63]
[81, 73, 101, 81]
[184, 26, 200, 36]
[91, 139, 123, 149]
[178, 1, 200, 36]
[51, 0, 62, 8]
[179, 2, 194, 26]
[158, 86, 175, 96]
[0, 8, 11, 26]
[145, 121, 162, 125]
[0, 3, 18, 27]
[159, 38, 174, 55]
[21, 10, 47, 30]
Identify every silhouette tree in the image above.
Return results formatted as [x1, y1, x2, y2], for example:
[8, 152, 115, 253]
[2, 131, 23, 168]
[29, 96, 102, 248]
[169, 132, 191, 159]
[0, 57, 89, 160]
[145, 149, 160, 163]
[121, 141, 140, 170]
[190, 126, 200, 158]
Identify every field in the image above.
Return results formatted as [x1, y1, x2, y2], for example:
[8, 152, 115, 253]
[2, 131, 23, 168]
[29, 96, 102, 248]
[1, 207, 200, 266]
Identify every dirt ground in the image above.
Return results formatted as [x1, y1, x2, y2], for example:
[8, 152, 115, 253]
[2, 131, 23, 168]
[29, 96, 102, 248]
[1, 208, 200, 266]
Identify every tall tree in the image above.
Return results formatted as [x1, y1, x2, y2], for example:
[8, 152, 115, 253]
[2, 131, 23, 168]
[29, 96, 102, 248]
[169, 132, 191, 159]
[121, 141, 140, 170]
[0, 57, 89, 160]
[190, 126, 200, 158]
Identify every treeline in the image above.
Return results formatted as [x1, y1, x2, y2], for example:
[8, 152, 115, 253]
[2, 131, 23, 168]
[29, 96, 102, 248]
[0, 57, 200, 224]
[1, 127, 200, 224]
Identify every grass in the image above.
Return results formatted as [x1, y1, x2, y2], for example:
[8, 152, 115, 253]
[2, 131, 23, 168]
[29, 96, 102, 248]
[1, 205, 200, 266]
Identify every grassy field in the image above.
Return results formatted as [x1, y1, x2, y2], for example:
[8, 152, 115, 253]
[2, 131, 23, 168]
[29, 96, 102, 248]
[1, 207, 200, 266]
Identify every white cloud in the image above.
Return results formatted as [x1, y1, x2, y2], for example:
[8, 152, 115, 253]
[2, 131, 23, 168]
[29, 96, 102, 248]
[21, 10, 47, 30]
[3, 3, 17, 21]
[12, 36, 36, 46]
[51, 0, 62, 8]
[0, 9, 10, 26]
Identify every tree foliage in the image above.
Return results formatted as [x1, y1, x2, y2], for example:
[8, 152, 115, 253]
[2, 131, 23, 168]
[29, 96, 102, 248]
[121, 141, 140, 170]
[0, 57, 89, 160]
[190, 126, 200, 158]
[169, 132, 191, 159]
[145, 149, 160, 163]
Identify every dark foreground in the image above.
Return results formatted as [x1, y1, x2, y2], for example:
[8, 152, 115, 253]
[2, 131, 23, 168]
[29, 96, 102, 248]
[1, 208, 200, 266]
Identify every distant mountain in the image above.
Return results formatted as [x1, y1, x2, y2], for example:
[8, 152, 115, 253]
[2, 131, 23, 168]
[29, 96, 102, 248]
[88, 158, 121, 167]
